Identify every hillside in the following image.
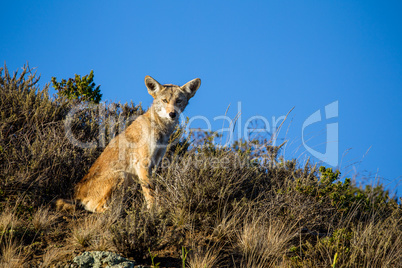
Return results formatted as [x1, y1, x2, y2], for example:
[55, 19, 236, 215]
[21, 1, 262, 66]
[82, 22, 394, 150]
[0, 65, 401, 267]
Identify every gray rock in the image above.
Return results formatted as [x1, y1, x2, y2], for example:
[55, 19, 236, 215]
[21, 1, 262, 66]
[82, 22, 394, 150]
[73, 251, 136, 268]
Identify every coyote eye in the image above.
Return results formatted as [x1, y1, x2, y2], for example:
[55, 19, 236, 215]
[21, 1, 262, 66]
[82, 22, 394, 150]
[162, 99, 168, 103]
[176, 99, 182, 104]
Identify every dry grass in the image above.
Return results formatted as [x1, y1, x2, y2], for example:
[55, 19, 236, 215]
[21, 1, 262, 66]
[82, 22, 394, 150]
[67, 207, 120, 251]
[237, 213, 298, 268]
[187, 245, 222, 268]
[0, 206, 19, 234]
[69, 217, 96, 248]
[349, 216, 402, 267]
[0, 238, 26, 268]
[212, 203, 246, 242]
[1, 64, 401, 267]
[40, 247, 71, 268]
[31, 206, 58, 231]
[87, 211, 118, 252]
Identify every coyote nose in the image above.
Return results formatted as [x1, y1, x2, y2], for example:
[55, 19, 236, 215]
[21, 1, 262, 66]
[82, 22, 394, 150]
[169, 112, 176, 119]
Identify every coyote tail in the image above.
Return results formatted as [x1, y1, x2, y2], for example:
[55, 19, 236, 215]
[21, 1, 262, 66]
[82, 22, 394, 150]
[55, 199, 77, 213]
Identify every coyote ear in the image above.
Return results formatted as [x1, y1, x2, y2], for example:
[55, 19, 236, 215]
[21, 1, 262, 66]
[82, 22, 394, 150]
[181, 78, 201, 99]
[145, 75, 162, 98]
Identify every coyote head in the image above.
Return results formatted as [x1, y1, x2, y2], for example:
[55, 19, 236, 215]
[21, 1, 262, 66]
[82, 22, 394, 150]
[145, 76, 201, 121]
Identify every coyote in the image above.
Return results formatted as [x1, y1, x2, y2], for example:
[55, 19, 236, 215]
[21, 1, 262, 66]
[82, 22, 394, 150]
[57, 76, 201, 212]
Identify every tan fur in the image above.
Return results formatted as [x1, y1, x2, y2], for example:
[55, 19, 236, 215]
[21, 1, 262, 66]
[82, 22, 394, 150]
[56, 76, 201, 212]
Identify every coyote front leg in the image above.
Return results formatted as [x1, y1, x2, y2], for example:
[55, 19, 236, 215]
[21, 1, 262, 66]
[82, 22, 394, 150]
[136, 161, 155, 208]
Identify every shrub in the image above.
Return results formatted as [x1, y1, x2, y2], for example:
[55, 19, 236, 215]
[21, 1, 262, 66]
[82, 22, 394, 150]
[51, 70, 102, 104]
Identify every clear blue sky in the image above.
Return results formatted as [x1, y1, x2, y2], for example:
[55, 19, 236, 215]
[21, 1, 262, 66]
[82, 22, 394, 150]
[1, 1, 401, 197]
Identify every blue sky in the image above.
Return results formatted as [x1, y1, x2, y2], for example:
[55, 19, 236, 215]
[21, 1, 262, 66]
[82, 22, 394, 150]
[1, 1, 401, 197]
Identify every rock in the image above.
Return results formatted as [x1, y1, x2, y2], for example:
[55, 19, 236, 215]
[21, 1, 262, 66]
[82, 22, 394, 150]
[73, 251, 136, 268]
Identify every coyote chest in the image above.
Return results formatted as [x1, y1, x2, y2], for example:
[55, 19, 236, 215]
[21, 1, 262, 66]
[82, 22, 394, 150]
[56, 75, 201, 213]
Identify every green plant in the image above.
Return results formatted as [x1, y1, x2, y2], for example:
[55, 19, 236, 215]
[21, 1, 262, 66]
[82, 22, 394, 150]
[294, 166, 397, 215]
[51, 70, 102, 104]
[181, 246, 191, 268]
[332, 252, 338, 268]
[149, 248, 160, 268]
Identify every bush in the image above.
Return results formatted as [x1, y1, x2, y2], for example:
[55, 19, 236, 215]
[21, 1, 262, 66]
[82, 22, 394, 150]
[51, 70, 102, 104]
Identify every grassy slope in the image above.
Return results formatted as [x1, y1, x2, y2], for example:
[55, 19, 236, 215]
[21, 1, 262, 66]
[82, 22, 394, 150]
[0, 65, 401, 268]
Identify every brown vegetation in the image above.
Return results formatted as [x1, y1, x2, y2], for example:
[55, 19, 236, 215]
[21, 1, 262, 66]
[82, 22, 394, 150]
[1, 65, 401, 267]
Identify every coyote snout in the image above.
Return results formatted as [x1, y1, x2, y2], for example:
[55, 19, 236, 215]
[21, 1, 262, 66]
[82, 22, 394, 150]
[57, 76, 201, 212]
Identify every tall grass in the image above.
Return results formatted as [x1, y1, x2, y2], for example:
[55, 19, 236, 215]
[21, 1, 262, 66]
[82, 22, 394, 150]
[0, 64, 401, 267]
